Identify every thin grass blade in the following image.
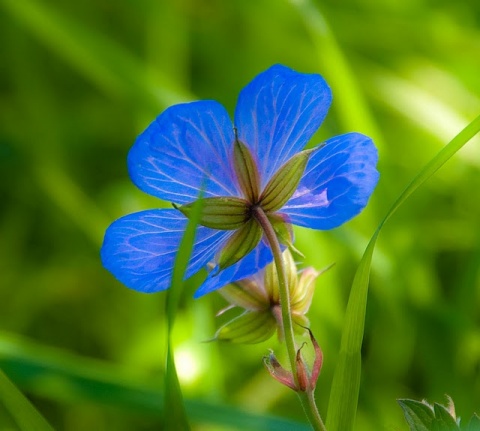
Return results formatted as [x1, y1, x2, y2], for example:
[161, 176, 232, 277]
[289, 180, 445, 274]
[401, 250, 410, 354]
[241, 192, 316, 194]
[0, 368, 54, 431]
[164, 196, 205, 431]
[326, 114, 480, 431]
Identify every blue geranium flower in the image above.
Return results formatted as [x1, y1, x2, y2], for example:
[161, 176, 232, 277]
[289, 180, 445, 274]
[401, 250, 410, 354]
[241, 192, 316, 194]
[101, 64, 379, 297]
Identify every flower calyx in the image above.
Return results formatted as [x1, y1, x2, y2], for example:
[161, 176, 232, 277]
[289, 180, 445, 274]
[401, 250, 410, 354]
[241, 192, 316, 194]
[233, 133, 261, 202]
[259, 146, 318, 213]
[174, 135, 318, 272]
[263, 327, 323, 392]
[215, 218, 263, 272]
[213, 250, 324, 343]
[174, 197, 249, 230]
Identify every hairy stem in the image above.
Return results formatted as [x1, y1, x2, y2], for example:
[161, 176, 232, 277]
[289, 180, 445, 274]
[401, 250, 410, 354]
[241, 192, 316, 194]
[252, 206, 298, 377]
[299, 390, 327, 431]
[252, 206, 326, 431]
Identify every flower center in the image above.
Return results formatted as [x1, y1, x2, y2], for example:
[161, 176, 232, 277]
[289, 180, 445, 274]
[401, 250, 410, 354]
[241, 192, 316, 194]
[174, 134, 318, 272]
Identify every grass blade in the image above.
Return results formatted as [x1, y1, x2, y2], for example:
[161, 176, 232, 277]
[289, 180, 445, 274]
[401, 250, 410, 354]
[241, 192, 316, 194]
[0, 368, 54, 431]
[164, 197, 205, 431]
[326, 114, 480, 431]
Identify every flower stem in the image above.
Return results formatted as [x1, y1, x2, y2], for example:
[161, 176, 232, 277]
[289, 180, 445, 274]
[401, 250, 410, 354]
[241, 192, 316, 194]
[252, 206, 297, 376]
[299, 390, 327, 431]
[252, 206, 326, 431]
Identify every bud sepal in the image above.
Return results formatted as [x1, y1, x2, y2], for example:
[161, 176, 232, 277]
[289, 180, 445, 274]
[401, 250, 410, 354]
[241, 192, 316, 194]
[175, 197, 249, 230]
[263, 328, 323, 393]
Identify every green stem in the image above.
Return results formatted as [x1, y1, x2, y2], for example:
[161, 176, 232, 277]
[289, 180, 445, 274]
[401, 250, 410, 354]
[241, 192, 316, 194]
[252, 206, 326, 431]
[299, 391, 327, 431]
[252, 206, 297, 376]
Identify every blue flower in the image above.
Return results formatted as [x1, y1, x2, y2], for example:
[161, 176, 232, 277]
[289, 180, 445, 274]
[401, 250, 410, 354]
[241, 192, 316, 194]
[101, 64, 379, 297]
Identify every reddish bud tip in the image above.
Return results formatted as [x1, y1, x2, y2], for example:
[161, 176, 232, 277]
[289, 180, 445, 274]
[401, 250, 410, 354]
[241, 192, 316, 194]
[263, 350, 297, 391]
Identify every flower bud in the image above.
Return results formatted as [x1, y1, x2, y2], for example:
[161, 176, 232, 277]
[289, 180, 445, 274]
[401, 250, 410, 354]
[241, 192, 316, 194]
[263, 328, 323, 393]
[214, 310, 276, 344]
[214, 249, 326, 343]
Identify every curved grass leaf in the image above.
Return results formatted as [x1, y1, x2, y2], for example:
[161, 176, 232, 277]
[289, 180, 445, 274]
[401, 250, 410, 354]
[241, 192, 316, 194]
[0, 332, 310, 431]
[0, 368, 54, 431]
[164, 197, 205, 431]
[326, 114, 480, 431]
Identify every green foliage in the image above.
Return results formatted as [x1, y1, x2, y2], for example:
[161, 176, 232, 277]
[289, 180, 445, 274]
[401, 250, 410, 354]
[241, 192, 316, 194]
[327, 114, 480, 431]
[399, 398, 480, 431]
[466, 415, 480, 431]
[1, 0, 480, 429]
[0, 369, 54, 431]
[164, 197, 205, 430]
[399, 399, 440, 431]
[0, 332, 309, 430]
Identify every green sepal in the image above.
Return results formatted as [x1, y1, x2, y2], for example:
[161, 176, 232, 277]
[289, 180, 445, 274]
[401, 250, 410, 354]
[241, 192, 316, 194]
[292, 267, 319, 314]
[218, 279, 268, 311]
[264, 249, 298, 304]
[216, 218, 262, 271]
[214, 311, 276, 343]
[263, 255, 279, 304]
[260, 147, 318, 212]
[233, 138, 261, 202]
[175, 197, 249, 230]
[267, 213, 304, 257]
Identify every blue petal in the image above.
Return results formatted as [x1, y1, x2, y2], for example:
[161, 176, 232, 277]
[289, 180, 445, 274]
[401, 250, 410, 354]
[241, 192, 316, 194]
[100, 209, 232, 293]
[282, 133, 379, 230]
[234, 64, 332, 189]
[194, 240, 273, 298]
[128, 101, 239, 205]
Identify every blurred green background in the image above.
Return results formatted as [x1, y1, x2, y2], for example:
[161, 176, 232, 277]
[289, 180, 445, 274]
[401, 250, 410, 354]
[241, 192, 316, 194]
[1, 0, 479, 429]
